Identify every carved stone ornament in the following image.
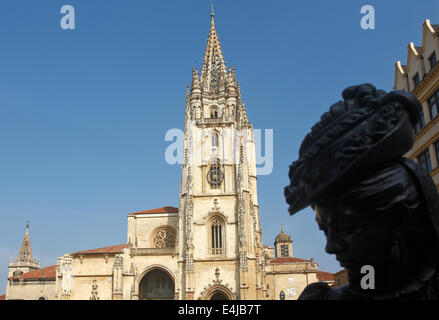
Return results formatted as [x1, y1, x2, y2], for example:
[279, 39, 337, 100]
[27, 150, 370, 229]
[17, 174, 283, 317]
[89, 280, 99, 300]
[61, 255, 73, 296]
[185, 253, 194, 273]
[239, 250, 248, 272]
[184, 127, 194, 250]
[185, 197, 194, 250]
[153, 227, 176, 248]
[113, 255, 123, 269]
[198, 267, 235, 300]
[237, 196, 246, 248]
[211, 198, 223, 215]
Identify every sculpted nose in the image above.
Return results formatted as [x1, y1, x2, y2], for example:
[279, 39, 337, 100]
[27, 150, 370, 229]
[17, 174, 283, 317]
[325, 232, 344, 254]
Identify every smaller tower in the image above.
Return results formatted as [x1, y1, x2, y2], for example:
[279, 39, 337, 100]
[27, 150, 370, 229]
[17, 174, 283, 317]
[274, 226, 293, 258]
[8, 223, 40, 278]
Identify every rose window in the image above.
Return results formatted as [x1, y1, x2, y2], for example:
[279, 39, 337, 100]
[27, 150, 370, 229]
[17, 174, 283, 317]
[153, 228, 176, 248]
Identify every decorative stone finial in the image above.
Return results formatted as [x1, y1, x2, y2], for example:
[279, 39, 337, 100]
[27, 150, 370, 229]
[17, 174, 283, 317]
[210, 2, 215, 17]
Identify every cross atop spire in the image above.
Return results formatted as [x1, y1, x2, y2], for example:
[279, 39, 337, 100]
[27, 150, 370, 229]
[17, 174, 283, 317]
[210, 2, 215, 17]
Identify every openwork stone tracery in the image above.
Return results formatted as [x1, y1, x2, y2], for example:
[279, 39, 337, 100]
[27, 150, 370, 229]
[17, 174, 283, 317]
[153, 227, 176, 248]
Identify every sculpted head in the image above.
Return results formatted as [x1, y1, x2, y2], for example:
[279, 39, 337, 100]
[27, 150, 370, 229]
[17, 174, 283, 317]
[285, 84, 439, 294]
[314, 162, 436, 287]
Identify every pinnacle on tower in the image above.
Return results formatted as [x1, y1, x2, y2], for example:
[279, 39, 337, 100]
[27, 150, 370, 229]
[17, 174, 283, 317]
[16, 223, 34, 263]
[191, 68, 201, 93]
[200, 6, 227, 92]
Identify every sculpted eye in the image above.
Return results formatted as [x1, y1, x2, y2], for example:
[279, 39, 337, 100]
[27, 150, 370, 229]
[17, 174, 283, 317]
[338, 224, 358, 235]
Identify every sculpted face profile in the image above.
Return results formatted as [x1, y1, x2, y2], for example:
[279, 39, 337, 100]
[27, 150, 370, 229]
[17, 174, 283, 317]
[284, 84, 439, 299]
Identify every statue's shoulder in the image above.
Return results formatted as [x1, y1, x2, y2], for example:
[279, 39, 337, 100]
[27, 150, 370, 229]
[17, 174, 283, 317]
[298, 282, 348, 300]
[298, 282, 332, 300]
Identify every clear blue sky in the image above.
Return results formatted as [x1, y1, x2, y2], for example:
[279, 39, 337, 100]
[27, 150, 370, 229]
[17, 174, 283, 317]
[1, 0, 438, 292]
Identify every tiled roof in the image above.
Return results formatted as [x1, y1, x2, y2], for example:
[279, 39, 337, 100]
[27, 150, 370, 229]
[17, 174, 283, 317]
[269, 257, 310, 264]
[317, 271, 335, 282]
[128, 206, 178, 215]
[8, 265, 56, 281]
[0, 294, 5, 300]
[73, 244, 129, 255]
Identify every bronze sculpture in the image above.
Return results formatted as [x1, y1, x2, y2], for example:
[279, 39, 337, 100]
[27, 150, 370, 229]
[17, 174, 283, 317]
[284, 84, 439, 299]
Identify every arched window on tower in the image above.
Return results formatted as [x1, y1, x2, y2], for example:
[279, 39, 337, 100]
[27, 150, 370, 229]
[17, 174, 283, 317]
[209, 217, 225, 255]
[280, 245, 289, 257]
[212, 131, 218, 147]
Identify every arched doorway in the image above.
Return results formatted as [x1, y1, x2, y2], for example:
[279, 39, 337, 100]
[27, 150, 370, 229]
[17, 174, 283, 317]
[139, 269, 174, 300]
[201, 285, 235, 300]
[210, 291, 229, 300]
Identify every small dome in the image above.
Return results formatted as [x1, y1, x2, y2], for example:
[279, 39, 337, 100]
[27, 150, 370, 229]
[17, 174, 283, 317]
[275, 226, 291, 243]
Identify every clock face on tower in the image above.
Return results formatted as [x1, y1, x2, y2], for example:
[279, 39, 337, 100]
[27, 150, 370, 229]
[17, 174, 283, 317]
[207, 165, 224, 187]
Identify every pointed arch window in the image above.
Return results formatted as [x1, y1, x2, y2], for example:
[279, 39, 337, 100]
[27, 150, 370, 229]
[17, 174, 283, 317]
[212, 131, 218, 147]
[209, 217, 225, 255]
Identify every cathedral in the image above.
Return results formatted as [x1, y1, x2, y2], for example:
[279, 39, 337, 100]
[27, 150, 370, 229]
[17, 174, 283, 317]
[3, 9, 334, 301]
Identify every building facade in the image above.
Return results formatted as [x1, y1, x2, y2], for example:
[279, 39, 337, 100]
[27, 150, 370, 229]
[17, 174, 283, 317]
[395, 19, 439, 185]
[4, 11, 334, 300]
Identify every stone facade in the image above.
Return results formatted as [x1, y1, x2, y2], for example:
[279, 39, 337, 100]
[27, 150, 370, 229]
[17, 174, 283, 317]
[6, 265, 56, 300]
[4, 11, 334, 300]
[5, 221, 333, 300]
[395, 19, 439, 187]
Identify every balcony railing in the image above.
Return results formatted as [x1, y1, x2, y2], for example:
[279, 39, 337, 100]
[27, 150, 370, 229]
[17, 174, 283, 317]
[130, 247, 176, 256]
[210, 248, 223, 255]
[195, 116, 233, 125]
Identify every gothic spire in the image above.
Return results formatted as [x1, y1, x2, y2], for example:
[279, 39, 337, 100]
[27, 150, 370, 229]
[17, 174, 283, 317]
[16, 223, 34, 263]
[200, 6, 227, 92]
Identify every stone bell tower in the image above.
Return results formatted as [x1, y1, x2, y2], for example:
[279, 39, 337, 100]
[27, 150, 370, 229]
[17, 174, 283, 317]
[8, 223, 40, 278]
[176, 7, 268, 300]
